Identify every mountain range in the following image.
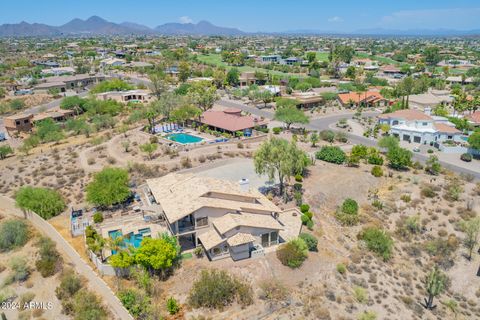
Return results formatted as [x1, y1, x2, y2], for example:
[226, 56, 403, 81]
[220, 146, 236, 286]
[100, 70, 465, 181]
[0, 16, 245, 37]
[0, 16, 478, 37]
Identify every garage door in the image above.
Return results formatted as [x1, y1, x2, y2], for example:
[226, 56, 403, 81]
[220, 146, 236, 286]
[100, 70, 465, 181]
[413, 136, 421, 143]
[402, 135, 410, 141]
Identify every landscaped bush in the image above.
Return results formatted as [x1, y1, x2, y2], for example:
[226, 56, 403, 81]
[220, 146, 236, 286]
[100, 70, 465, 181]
[276, 238, 308, 268]
[320, 130, 335, 143]
[299, 233, 318, 251]
[0, 219, 29, 252]
[300, 204, 310, 213]
[166, 296, 180, 315]
[118, 288, 151, 319]
[460, 153, 472, 162]
[294, 174, 303, 182]
[336, 263, 347, 274]
[5, 256, 30, 285]
[367, 153, 384, 165]
[315, 146, 346, 164]
[272, 127, 282, 135]
[371, 166, 383, 177]
[358, 227, 394, 261]
[93, 212, 104, 223]
[336, 198, 359, 226]
[188, 269, 253, 309]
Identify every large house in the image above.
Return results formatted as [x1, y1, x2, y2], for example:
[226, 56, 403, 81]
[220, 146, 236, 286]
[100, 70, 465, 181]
[34, 74, 106, 93]
[466, 111, 480, 128]
[378, 109, 463, 145]
[96, 90, 152, 104]
[145, 173, 301, 261]
[338, 91, 386, 108]
[197, 108, 268, 136]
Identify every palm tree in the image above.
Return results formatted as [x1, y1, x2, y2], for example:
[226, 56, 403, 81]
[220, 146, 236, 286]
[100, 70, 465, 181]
[424, 266, 446, 310]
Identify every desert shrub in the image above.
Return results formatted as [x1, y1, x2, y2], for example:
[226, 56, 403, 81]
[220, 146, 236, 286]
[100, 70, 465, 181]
[259, 279, 288, 301]
[336, 263, 347, 274]
[35, 236, 62, 277]
[320, 130, 335, 142]
[295, 174, 303, 182]
[72, 289, 108, 320]
[0, 219, 29, 252]
[5, 256, 30, 284]
[118, 288, 151, 319]
[371, 166, 383, 177]
[336, 198, 359, 226]
[400, 194, 411, 203]
[166, 296, 180, 315]
[424, 235, 459, 268]
[276, 238, 308, 268]
[358, 227, 394, 261]
[55, 269, 83, 301]
[93, 212, 104, 223]
[188, 269, 253, 309]
[272, 127, 282, 135]
[444, 180, 463, 202]
[19, 292, 35, 309]
[460, 153, 472, 162]
[315, 146, 346, 164]
[421, 184, 438, 198]
[299, 233, 318, 251]
[358, 310, 377, 320]
[353, 286, 368, 303]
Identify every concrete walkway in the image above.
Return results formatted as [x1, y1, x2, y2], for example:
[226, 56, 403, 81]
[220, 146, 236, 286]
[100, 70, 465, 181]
[0, 196, 132, 320]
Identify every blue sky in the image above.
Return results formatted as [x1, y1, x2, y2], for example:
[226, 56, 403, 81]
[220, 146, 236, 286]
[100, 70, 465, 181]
[1, 0, 480, 32]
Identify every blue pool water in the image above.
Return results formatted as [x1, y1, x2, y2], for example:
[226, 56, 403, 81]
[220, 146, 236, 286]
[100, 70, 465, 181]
[108, 228, 151, 254]
[166, 133, 203, 144]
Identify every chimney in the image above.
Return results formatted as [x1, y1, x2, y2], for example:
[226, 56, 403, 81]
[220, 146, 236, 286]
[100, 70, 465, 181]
[238, 178, 249, 192]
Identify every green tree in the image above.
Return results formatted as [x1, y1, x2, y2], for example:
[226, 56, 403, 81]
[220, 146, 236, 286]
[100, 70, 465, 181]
[134, 234, 180, 277]
[118, 288, 151, 319]
[378, 135, 399, 150]
[178, 60, 191, 82]
[60, 96, 87, 115]
[226, 68, 240, 86]
[358, 227, 394, 261]
[0, 145, 13, 160]
[35, 119, 65, 143]
[386, 146, 412, 170]
[424, 266, 446, 310]
[86, 167, 130, 207]
[254, 138, 311, 197]
[139, 142, 158, 160]
[468, 131, 480, 150]
[15, 186, 65, 219]
[90, 78, 134, 93]
[188, 80, 219, 112]
[170, 104, 201, 126]
[424, 46, 441, 66]
[0, 219, 29, 252]
[274, 102, 309, 129]
[276, 238, 309, 268]
[259, 90, 273, 108]
[148, 71, 169, 99]
[72, 289, 108, 320]
[460, 217, 480, 260]
[109, 250, 134, 276]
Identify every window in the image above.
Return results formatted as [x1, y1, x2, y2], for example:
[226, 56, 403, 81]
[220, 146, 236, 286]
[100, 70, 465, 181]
[447, 136, 453, 140]
[16, 121, 20, 125]
[24, 120, 29, 124]
[270, 231, 278, 244]
[422, 122, 428, 126]
[196, 217, 208, 227]
[261, 233, 270, 247]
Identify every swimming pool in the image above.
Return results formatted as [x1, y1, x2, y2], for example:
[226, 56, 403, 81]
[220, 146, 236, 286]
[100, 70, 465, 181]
[108, 228, 151, 253]
[166, 133, 203, 144]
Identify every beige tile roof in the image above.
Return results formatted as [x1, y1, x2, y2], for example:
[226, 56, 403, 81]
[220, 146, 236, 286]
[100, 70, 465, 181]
[213, 212, 283, 235]
[227, 233, 256, 247]
[146, 173, 280, 223]
[378, 109, 432, 121]
[198, 229, 226, 250]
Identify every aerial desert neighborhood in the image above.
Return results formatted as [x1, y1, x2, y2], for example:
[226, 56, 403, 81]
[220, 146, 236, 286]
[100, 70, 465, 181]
[1, 1, 480, 319]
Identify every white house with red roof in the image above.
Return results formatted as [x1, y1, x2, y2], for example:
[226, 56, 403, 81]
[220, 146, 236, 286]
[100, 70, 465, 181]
[378, 109, 463, 145]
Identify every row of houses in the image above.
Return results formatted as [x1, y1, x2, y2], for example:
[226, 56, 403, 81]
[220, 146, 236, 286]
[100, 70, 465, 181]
[4, 109, 74, 132]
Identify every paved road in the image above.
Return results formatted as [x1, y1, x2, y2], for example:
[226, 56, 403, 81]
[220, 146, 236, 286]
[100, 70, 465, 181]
[218, 98, 480, 179]
[0, 196, 132, 320]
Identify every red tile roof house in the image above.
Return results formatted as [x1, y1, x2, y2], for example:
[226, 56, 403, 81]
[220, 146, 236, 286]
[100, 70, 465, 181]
[378, 109, 463, 145]
[466, 111, 480, 128]
[197, 108, 269, 136]
[337, 91, 387, 108]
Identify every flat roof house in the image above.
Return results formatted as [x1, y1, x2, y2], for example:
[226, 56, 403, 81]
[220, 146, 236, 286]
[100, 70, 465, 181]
[146, 173, 301, 261]
[96, 90, 151, 104]
[197, 108, 268, 136]
[284, 92, 324, 109]
[239, 72, 256, 87]
[4, 113, 34, 132]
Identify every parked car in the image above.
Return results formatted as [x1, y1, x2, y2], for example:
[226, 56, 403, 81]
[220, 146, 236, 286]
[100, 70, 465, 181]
[412, 147, 420, 152]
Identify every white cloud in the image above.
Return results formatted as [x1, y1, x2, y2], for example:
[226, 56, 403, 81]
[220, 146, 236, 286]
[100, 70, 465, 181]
[179, 16, 193, 24]
[328, 16, 343, 23]
[380, 7, 480, 29]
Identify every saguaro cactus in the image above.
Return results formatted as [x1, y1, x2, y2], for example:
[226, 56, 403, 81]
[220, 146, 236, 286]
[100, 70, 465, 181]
[424, 266, 446, 310]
